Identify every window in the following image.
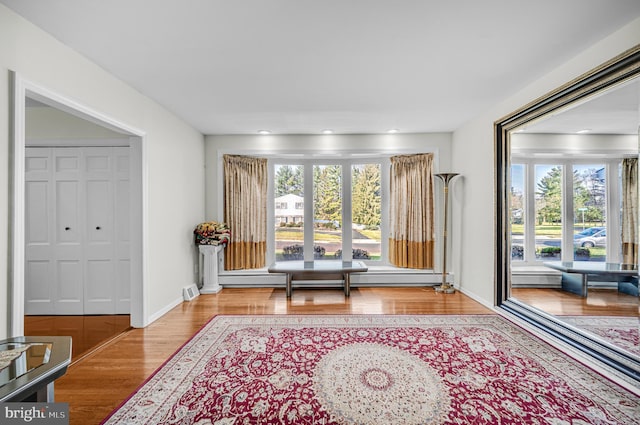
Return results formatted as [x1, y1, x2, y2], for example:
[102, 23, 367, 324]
[313, 164, 343, 260]
[272, 159, 385, 264]
[351, 164, 381, 260]
[535, 164, 563, 261]
[510, 164, 525, 261]
[573, 164, 606, 262]
[510, 158, 621, 265]
[274, 165, 304, 259]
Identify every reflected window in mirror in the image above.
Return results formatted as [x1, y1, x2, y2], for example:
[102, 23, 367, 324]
[572, 164, 607, 262]
[511, 143, 626, 266]
[535, 164, 564, 261]
[510, 164, 525, 262]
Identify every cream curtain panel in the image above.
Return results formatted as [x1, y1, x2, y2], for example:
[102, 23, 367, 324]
[223, 154, 268, 270]
[621, 157, 638, 265]
[389, 153, 435, 269]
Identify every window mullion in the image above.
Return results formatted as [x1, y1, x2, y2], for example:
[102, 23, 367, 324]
[606, 162, 619, 262]
[562, 162, 574, 261]
[303, 160, 314, 262]
[342, 162, 352, 261]
[525, 162, 536, 263]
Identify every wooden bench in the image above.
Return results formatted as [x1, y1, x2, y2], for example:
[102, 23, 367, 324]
[268, 260, 368, 297]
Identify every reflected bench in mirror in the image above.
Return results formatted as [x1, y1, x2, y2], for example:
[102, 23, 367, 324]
[543, 261, 638, 298]
[0, 336, 71, 402]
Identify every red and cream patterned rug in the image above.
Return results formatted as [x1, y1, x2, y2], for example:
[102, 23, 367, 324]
[102, 315, 639, 424]
[558, 316, 639, 356]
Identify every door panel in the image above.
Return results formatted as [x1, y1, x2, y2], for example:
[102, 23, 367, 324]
[53, 149, 84, 314]
[25, 260, 53, 314]
[86, 180, 112, 243]
[25, 148, 54, 315]
[84, 149, 116, 314]
[56, 180, 81, 244]
[85, 259, 115, 314]
[56, 260, 83, 314]
[25, 181, 49, 243]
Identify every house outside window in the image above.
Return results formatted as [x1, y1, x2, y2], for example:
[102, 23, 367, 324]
[275, 194, 303, 225]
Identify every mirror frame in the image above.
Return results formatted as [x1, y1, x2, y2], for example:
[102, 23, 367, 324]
[495, 44, 640, 382]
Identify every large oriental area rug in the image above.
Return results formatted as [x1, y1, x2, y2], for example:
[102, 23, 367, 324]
[558, 316, 639, 357]
[103, 315, 639, 425]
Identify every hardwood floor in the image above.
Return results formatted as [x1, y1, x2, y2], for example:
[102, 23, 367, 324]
[24, 315, 131, 362]
[53, 287, 492, 424]
[510, 287, 638, 316]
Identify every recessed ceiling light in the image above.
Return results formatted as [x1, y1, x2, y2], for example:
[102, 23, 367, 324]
[322, 129, 334, 134]
[258, 130, 271, 135]
[387, 129, 399, 134]
[576, 129, 591, 134]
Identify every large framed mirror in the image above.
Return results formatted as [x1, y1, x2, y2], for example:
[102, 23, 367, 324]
[496, 45, 640, 382]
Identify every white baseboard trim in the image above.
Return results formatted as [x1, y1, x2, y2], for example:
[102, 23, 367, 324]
[145, 295, 184, 326]
[457, 287, 497, 311]
[512, 273, 562, 288]
[511, 266, 562, 288]
[219, 271, 449, 288]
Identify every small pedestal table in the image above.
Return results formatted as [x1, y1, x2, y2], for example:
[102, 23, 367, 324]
[199, 244, 224, 294]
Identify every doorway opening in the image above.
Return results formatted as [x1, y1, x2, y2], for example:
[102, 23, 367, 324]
[10, 73, 146, 347]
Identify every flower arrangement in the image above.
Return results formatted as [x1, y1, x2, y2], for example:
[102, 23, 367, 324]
[194, 221, 231, 246]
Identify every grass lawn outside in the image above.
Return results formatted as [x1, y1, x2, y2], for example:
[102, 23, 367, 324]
[276, 228, 382, 242]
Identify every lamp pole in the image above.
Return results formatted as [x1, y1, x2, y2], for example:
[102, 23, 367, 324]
[578, 207, 587, 230]
[434, 173, 459, 293]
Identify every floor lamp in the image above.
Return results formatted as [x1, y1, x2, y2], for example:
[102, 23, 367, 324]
[434, 173, 459, 293]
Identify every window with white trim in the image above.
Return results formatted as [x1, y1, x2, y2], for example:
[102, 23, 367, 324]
[510, 157, 622, 265]
[270, 158, 387, 265]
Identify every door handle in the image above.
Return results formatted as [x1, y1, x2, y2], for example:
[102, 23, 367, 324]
[96, 226, 101, 230]
[64, 227, 71, 231]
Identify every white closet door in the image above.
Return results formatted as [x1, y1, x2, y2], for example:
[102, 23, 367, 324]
[25, 146, 131, 315]
[84, 148, 116, 314]
[53, 148, 85, 314]
[25, 148, 55, 314]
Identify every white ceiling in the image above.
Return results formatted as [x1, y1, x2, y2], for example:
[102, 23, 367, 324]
[522, 78, 640, 135]
[3, 0, 640, 135]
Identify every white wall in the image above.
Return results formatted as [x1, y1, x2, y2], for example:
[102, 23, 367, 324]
[0, 5, 205, 336]
[26, 105, 126, 140]
[512, 133, 637, 155]
[452, 17, 640, 305]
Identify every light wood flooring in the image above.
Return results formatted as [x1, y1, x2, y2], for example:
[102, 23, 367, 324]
[511, 287, 638, 316]
[50, 287, 491, 424]
[27, 286, 637, 425]
[25, 315, 131, 362]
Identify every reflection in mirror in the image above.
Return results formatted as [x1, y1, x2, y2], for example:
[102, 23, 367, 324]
[496, 46, 640, 383]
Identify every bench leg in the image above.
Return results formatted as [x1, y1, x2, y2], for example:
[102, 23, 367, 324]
[344, 273, 350, 297]
[286, 273, 292, 298]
